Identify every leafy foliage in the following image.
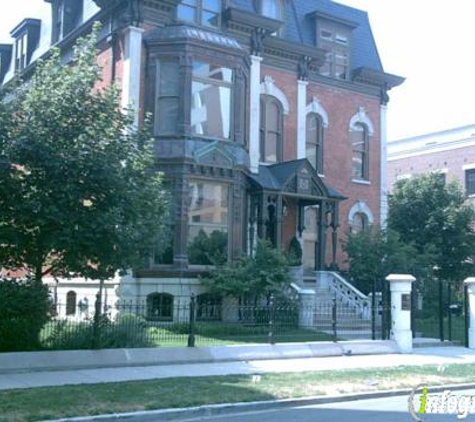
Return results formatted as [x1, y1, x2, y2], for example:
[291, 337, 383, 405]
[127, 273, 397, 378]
[188, 230, 227, 265]
[344, 227, 417, 295]
[0, 278, 51, 351]
[287, 236, 303, 266]
[0, 24, 168, 283]
[202, 240, 292, 301]
[388, 173, 475, 283]
[42, 314, 154, 350]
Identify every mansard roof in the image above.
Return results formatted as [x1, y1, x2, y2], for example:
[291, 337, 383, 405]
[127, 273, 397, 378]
[231, 0, 384, 73]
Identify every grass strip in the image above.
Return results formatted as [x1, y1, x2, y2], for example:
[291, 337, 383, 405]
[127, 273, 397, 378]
[2, 363, 475, 422]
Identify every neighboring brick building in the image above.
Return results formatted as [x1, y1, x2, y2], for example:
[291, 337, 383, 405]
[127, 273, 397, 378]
[0, 0, 403, 315]
[388, 125, 475, 200]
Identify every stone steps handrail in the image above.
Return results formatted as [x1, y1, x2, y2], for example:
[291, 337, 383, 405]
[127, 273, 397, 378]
[326, 272, 371, 320]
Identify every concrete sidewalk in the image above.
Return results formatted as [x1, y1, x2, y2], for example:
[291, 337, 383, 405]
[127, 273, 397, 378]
[1, 346, 475, 391]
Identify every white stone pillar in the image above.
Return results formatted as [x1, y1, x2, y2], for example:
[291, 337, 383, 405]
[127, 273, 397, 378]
[380, 104, 388, 227]
[387, 274, 416, 353]
[249, 55, 263, 173]
[297, 80, 308, 160]
[464, 278, 475, 349]
[121, 26, 144, 128]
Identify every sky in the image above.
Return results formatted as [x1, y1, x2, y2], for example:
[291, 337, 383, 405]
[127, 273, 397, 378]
[1, 0, 475, 141]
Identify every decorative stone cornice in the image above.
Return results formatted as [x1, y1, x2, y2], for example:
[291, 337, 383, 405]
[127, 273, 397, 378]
[350, 107, 374, 136]
[306, 96, 329, 128]
[352, 67, 405, 104]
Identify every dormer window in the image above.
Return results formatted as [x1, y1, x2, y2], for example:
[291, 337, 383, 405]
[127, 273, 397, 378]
[261, 0, 282, 20]
[10, 19, 41, 73]
[177, 0, 222, 28]
[0, 44, 12, 84]
[260, 0, 283, 36]
[318, 24, 350, 80]
[50, 0, 83, 43]
[15, 33, 28, 72]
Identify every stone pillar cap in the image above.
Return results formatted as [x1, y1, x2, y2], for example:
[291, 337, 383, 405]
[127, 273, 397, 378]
[386, 274, 416, 283]
[464, 277, 475, 285]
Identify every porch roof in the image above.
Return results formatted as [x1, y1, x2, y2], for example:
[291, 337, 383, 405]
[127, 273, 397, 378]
[248, 159, 346, 201]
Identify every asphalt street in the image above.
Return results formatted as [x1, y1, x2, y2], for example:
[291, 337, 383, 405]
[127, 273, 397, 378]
[175, 388, 475, 422]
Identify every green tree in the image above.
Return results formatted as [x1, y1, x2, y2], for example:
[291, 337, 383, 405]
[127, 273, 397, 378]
[202, 240, 292, 302]
[344, 227, 417, 295]
[0, 25, 168, 285]
[388, 173, 475, 284]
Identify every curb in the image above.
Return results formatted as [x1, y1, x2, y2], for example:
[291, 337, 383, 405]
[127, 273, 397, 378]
[43, 382, 475, 422]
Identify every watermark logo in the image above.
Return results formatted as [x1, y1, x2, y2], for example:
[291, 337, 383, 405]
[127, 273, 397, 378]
[408, 385, 475, 421]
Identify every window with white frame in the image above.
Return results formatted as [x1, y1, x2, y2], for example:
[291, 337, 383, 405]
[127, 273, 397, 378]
[466, 169, 475, 196]
[260, 95, 283, 163]
[350, 122, 369, 180]
[177, 0, 222, 28]
[306, 113, 324, 174]
[350, 212, 369, 233]
[318, 23, 351, 80]
[14, 33, 27, 71]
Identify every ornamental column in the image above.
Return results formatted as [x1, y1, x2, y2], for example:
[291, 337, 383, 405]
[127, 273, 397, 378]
[297, 80, 308, 159]
[380, 103, 388, 227]
[121, 26, 144, 127]
[464, 278, 475, 349]
[249, 55, 263, 173]
[387, 274, 416, 354]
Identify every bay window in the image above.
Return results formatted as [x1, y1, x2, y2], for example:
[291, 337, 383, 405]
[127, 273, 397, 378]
[191, 62, 233, 139]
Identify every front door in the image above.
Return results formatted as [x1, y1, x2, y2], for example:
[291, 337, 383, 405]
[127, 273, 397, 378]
[302, 206, 318, 274]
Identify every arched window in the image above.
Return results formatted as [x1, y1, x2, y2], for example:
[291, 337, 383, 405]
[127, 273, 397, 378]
[350, 123, 369, 180]
[306, 113, 324, 173]
[146, 293, 174, 321]
[260, 95, 283, 163]
[351, 212, 369, 233]
[196, 293, 222, 321]
[177, 0, 222, 28]
[66, 291, 77, 316]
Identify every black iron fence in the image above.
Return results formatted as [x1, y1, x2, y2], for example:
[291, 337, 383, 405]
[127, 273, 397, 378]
[411, 278, 468, 346]
[30, 295, 391, 352]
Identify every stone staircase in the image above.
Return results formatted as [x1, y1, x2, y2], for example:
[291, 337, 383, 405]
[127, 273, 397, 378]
[293, 272, 379, 340]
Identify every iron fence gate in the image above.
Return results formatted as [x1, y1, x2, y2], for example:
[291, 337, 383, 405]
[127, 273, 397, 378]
[411, 278, 468, 346]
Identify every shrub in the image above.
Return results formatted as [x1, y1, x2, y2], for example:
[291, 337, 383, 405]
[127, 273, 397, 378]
[42, 314, 154, 350]
[0, 278, 51, 352]
[287, 236, 303, 266]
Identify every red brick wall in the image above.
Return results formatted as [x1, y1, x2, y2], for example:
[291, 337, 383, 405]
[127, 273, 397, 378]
[261, 66, 382, 268]
[388, 144, 475, 193]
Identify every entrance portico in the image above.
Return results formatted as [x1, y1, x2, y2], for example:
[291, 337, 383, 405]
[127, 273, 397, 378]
[247, 159, 346, 271]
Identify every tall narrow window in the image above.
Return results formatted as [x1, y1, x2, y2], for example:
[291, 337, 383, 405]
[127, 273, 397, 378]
[466, 169, 475, 196]
[306, 114, 324, 173]
[351, 212, 369, 233]
[66, 291, 77, 316]
[177, 0, 221, 28]
[14, 33, 27, 71]
[155, 60, 180, 134]
[260, 96, 283, 163]
[318, 24, 350, 80]
[350, 123, 369, 180]
[188, 181, 229, 265]
[191, 61, 233, 139]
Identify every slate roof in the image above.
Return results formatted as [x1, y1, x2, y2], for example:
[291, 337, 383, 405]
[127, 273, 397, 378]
[248, 159, 346, 200]
[230, 0, 383, 72]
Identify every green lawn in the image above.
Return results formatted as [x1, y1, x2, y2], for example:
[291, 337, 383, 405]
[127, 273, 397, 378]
[2, 363, 475, 422]
[413, 315, 467, 344]
[40, 320, 334, 350]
